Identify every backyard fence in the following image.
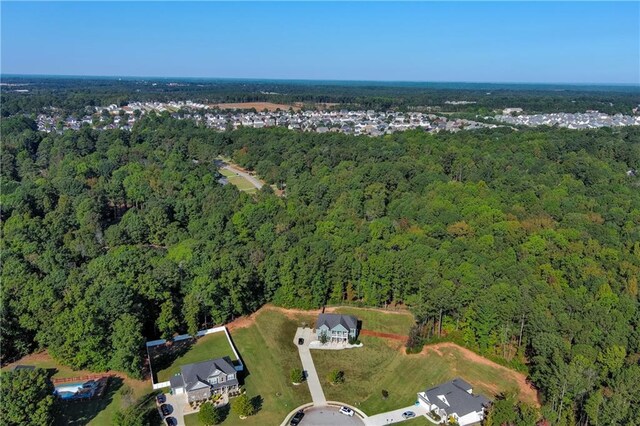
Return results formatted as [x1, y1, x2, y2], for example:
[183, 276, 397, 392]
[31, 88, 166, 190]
[52, 373, 112, 384]
[146, 325, 243, 389]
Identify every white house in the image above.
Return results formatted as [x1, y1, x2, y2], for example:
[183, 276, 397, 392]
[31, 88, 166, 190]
[417, 378, 490, 426]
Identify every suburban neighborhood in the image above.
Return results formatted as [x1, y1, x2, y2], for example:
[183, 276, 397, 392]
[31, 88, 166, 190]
[32, 99, 640, 137]
[125, 309, 502, 426]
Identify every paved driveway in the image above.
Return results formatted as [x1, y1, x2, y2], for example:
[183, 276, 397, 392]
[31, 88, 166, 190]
[363, 405, 429, 426]
[221, 164, 264, 190]
[300, 406, 365, 426]
[163, 391, 186, 426]
[294, 327, 326, 405]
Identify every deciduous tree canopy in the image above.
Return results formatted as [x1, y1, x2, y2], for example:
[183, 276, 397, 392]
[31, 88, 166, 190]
[2, 113, 639, 425]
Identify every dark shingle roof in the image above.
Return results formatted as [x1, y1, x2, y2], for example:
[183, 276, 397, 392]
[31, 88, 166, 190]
[172, 357, 238, 391]
[315, 313, 358, 331]
[425, 378, 490, 417]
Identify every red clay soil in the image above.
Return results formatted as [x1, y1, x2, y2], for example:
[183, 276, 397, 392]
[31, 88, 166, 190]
[360, 329, 408, 342]
[421, 342, 540, 407]
[225, 304, 411, 332]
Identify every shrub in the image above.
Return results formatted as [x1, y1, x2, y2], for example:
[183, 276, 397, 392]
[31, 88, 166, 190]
[290, 368, 304, 384]
[348, 336, 361, 345]
[328, 369, 345, 385]
[405, 324, 424, 353]
[232, 393, 255, 418]
[381, 389, 389, 400]
[199, 402, 223, 425]
[319, 331, 329, 344]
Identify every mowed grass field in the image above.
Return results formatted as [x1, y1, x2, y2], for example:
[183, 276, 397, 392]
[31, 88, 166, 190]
[312, 336, 527, 416]
[2, 353, 151, 426]
[219, 168, 258, 194]
[331, 306, 414, 336]
[155, 332, 237, 383]
[184, 308, 312, 426]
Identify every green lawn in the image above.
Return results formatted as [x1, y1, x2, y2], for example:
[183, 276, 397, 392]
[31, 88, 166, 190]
[155, 332, 237, 383]
[312, 336, 524, 416]
[219, 168, 258, 193]
[2, 353, 150, 426]
[185, 308, 313, 426]
[332, 307, 414, 336]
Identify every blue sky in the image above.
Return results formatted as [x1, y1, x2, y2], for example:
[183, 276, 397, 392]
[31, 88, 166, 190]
[2, 2, 639, 84]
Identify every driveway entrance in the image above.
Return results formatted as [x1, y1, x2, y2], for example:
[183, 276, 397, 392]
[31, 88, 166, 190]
[293, 327, 326, 405]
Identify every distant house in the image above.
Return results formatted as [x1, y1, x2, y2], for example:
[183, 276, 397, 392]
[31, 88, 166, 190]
[169, 357, 239, 402]
[417, 378, 490, 426]
[315, 313, 358, 343]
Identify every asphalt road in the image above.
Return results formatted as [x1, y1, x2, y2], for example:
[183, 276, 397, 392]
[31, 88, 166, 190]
[299, 406, 365, 426]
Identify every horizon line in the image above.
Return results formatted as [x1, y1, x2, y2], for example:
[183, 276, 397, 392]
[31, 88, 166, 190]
[2, 72, 639, 87]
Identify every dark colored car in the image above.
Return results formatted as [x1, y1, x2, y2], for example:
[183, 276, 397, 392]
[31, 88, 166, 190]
[156, 394, 166, 404]
[298, 337, 304, 345]
[160, 404, 171, 416]
[165, 417, 177, 426]
[290, 410, 305, 425]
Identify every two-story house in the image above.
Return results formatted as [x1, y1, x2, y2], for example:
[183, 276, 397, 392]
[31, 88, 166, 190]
[169, 357, 239, 402]
[417, 378, 490, 426]
[315, 313, 358, 343]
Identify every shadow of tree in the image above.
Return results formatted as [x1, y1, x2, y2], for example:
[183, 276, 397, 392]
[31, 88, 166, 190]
[148, 338, 195, 383]
[54, 377, 124, 426]
[251, 395, 264, 414]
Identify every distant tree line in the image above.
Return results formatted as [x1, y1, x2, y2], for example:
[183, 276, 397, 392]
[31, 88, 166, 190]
[2, 76, 639, 118]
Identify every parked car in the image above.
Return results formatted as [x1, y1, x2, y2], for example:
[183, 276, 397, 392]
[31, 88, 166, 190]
[156, 394, 166, 404]
[160, 404, 171, 416]
[290, 410, 305, 425]
[165, 417, 177, 426]
[402, 411, 416, 419]
[298, 337, 304, 345]
[339, 406, 354, 417]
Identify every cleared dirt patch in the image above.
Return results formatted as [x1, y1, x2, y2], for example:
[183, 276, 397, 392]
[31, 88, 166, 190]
[360, 329, 408, 342]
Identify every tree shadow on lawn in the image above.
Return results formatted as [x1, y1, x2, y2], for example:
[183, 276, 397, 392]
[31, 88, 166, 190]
[226, 332, 250, 385]
[148, 338, 195, 383]
[251, 395, 264, 414]
[55, 377, 124, 426]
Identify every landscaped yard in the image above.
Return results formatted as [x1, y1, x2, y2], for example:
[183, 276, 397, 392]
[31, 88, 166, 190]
[184, 308, 312, 425]
[2, 353, 150, 426]
[332, 306, 414, 336]
[155, 332, 237, 383]
[312, 336, 529, 416]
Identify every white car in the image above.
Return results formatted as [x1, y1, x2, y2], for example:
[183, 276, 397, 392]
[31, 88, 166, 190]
[339, 406, 354, 417]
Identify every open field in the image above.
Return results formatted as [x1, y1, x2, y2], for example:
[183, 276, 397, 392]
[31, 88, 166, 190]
[2, 353, 150, 426]
[312, 336, 538, 416]
[154, 332, 237, 383]
[210, 102, 299, 112]
[332, 306, 414, 336]
[184, 308, 312, 425]
[219, 167, 258, 193]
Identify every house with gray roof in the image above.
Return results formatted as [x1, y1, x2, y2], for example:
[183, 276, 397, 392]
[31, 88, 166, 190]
[315, 313, 358, 343]
[169, 357, 239, 402]
[417, 378, 490, 426]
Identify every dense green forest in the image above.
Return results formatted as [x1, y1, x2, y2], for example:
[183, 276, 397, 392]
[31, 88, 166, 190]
[2, 76, 639, 117]
[2, 111, 640, 425]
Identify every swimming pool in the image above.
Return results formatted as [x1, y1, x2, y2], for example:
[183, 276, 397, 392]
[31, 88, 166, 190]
[54, 380, 98, 400]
